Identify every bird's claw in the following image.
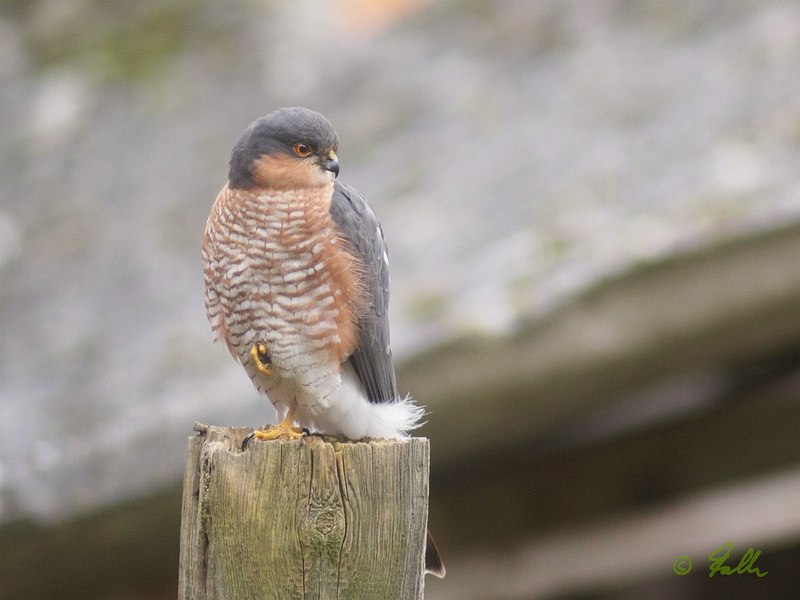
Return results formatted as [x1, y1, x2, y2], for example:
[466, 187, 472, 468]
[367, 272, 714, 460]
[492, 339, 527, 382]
[242, 401, 303, 449]
[242, 424, 304, 449]
[250, 342, 272, 376]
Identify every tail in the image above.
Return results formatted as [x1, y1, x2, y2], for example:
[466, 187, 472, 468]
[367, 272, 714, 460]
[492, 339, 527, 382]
[425, 530, 445, 578]
[367, 395, 425, 438]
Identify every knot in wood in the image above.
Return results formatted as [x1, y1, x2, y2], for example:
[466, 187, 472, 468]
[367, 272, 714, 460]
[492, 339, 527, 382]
[313, 510, 338, 535]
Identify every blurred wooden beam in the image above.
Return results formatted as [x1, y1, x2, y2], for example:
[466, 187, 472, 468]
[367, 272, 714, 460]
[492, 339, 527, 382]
[429, 466, 800, 599]
[402, 222, 800, 463]
[0, 488, 181, 599]
[429, 363, 800, 550]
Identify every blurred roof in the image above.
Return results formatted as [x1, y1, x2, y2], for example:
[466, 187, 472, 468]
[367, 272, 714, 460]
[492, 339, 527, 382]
[0, 0, 799, 539]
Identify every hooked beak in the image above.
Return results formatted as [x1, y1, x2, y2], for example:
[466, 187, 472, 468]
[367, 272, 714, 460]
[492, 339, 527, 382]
[324, 151, 339, 178]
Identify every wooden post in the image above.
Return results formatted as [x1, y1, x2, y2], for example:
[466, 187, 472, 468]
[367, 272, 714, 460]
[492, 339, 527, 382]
[179, 423, 431, 599]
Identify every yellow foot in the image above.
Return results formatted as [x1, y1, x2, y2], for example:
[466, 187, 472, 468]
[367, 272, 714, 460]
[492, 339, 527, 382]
[244, 402, 302, 447]
[250, 342, 272, 376]
[250, 422, 303, 442]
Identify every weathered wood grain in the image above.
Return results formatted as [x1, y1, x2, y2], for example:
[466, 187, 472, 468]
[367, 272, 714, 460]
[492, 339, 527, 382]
[179, 423, 430, 599]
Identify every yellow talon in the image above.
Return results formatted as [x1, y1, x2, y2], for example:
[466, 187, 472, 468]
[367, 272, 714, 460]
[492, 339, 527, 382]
[250, 402, 303, 441]
[250, 342, 272, 376]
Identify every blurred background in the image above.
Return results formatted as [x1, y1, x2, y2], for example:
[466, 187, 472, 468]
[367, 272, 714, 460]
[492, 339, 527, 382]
[2, 0, 800, 598]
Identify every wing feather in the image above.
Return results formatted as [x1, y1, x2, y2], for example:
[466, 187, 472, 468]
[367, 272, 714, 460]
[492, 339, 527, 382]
[329, 181, 397, 404]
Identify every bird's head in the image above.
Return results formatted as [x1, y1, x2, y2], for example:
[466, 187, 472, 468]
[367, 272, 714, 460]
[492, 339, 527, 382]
[228, 107, 340, 190]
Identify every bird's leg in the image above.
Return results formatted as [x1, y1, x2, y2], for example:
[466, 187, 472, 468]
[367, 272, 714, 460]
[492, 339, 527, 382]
[250, 342, 272, 376]
[249, 400, 303, 442]
[241, 343, 302, 444]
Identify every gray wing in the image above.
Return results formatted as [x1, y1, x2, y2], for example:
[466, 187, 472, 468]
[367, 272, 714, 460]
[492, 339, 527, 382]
[329, 180, 398, 404]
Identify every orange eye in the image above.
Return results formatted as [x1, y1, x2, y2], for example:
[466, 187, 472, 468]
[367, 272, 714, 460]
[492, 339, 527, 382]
[293, 143, 313, 157]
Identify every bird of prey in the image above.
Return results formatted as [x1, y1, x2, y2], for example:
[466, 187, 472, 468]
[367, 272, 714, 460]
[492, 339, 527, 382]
[202, 107, 443, 577]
